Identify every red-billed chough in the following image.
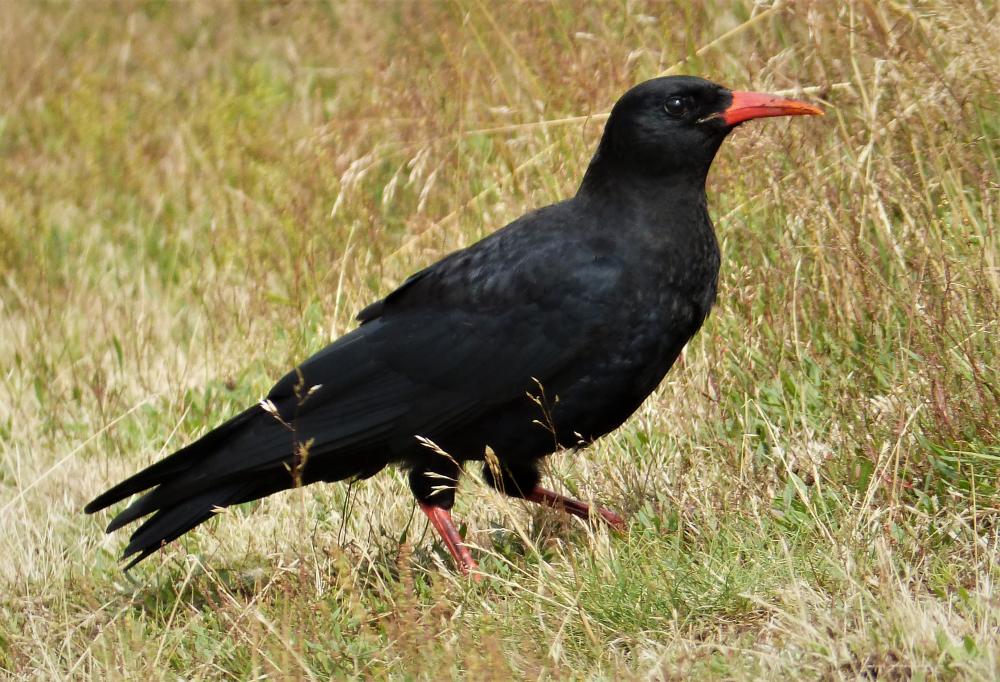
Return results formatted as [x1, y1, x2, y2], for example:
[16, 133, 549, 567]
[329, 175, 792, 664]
[85, 76, 822, 575]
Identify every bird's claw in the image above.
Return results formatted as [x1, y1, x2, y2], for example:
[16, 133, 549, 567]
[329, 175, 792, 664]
[526, 485, 627, 532]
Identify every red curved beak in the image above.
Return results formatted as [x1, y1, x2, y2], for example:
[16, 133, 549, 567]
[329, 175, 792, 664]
[722, 91, 824, 126]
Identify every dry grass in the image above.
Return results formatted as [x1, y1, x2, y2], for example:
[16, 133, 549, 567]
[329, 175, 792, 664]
[1, 0, 998, 679]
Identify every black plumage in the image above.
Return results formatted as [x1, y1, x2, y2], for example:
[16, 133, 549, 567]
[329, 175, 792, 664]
[85, 76, 821, 573]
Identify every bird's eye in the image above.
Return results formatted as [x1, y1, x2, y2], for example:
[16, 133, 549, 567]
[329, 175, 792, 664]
[664, 96, 689, 118]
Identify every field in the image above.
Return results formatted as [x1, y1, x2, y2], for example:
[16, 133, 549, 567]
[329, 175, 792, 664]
[1, 0, 998, 679]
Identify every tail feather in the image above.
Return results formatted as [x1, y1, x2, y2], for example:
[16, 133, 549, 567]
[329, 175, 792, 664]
[99, 403, 403, 535]
[86, 400, 392, 568]
[84, 333, 415, 569]
[84, 406, 260, 515]
[120, 480, 272, 569]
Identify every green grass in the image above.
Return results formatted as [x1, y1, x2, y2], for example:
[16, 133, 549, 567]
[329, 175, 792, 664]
[1, 0, 998, 678]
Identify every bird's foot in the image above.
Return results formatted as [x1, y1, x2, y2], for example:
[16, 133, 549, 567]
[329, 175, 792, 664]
[524, 485, 626, 532]
[418, 502, 482, 581]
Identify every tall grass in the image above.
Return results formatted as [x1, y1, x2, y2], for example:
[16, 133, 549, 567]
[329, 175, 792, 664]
[1, 0, 997, 678]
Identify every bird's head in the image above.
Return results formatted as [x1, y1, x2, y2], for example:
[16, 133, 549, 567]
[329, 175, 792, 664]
[585, 76, 823, 188]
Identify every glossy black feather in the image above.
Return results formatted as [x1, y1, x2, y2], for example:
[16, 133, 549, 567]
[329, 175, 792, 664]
[86, 76, 740, 567]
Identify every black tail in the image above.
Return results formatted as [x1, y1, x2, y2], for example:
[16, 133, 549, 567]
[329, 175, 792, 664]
[84, 407, 259, 515]
[85, 405, 297, 568]
[117, 478, 286, 568]
[85, 324, 420, 568]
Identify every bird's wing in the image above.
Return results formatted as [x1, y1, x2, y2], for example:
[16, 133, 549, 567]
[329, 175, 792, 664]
[173, 213, 623, 486]
[272, 214, 623, 450]
[91, 207, 624, 530]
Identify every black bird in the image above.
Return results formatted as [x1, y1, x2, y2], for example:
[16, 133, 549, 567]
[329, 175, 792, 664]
[85, 76, 821, 575]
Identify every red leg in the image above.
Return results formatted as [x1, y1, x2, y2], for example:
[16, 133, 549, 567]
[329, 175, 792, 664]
[525, 486, 626, 531]
[418, 502, 481, 579]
